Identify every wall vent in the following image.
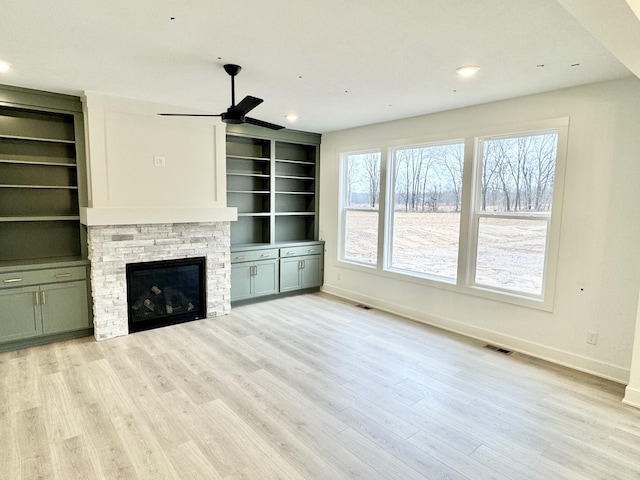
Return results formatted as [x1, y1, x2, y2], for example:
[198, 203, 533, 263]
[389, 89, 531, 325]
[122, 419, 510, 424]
[355, 304, 372, 310]
[484, 344, 512, 355]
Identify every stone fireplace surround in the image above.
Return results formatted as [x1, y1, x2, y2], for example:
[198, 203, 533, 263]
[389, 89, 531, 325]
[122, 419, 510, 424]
[87, 222, 231, 340]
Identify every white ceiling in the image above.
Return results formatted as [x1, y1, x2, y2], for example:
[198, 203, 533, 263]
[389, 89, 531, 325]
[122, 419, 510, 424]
[1, 0, 639, 134]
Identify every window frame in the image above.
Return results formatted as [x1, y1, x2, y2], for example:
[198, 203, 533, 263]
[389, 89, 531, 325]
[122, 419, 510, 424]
[338, 149, 383, 268]
[385, 138, 466, 283]
[335, 118, 569, 311]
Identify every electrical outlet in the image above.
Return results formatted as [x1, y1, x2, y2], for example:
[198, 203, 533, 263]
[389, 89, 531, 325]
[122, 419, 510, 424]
[153, 156, 166, 167]
[587, 331, 598, 345]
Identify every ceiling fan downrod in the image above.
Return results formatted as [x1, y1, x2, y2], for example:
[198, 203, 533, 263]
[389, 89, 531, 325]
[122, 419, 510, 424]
[223, 64, 241, 107]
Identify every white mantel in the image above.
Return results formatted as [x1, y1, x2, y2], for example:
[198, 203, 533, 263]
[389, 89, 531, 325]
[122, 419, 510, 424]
[81, 92, 236, 226]
[81, 207, 236, 226]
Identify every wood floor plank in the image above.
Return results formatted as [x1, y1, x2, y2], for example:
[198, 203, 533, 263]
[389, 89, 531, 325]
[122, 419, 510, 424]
[164, 440, 224, 480]
[2, 292, 640, 479]
[335, 405, 471, 479]
[40, 371, 83, 441]
[51, 435, 101, 480]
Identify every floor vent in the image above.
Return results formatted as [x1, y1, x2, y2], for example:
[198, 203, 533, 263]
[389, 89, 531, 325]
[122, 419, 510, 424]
[355, 304, 372, 310]
[484, 344, 512, 355]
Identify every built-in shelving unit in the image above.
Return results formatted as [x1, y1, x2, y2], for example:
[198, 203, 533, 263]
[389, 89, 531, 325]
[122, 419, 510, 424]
[225, 125, 323, 305]
[0, 100, 86, 263]
[0, 84, 92, 351]
[226, 125, 320, 246]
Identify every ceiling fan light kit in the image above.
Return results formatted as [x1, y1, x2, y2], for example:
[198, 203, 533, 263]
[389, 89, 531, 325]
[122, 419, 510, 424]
[160, 64, 284, 130]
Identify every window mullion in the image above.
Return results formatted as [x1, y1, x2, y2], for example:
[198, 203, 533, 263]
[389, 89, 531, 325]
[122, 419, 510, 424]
[458, 136, 479, 287]
[380, 146, 395, 271]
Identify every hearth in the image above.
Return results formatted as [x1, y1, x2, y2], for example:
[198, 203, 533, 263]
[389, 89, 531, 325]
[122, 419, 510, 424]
[126, 256, 206, 333]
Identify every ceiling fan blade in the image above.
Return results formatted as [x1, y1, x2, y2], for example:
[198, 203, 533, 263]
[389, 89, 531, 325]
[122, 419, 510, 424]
[245, 117, 285, 130]
[234, 96, 263, 115]
[159, 113, 222, 117]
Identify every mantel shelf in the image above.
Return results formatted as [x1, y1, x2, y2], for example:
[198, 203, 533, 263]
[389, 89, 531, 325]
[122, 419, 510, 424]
[80, 207, 238, 226]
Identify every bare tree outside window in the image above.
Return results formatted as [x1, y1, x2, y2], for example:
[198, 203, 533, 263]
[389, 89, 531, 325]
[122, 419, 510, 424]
[342, 151, 381, 265]
[390, 141, 464, 279]
[475, 132, 558, 295]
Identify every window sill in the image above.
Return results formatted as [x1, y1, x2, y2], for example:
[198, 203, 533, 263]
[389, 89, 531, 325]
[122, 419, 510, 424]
[335, 258, 553, 312]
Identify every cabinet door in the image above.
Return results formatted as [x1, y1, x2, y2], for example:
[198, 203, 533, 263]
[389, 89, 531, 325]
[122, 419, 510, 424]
[0, 286, 42, 342]
[280, 257, 302, 293]
[231, 263, 254, 302]
[41, 281, 90, 335]
[253, 260, 279, 297]
[300, 254, 323, 289]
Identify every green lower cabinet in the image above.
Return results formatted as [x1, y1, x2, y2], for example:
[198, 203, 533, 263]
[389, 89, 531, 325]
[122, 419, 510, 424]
[41, 281, 90, 335]
[0, 286, 42, 342]
[230, 260, 279, 302]
[230, 242, 324, 304]
[0, 280, 89, 343]
[0, 264, 92, 349]
[280, 254, 323, 293]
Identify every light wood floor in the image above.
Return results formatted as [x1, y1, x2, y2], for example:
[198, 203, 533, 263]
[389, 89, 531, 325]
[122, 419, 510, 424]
[2, 293, 640, 479]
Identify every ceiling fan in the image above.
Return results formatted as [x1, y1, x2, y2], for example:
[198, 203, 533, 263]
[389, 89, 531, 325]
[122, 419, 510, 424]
[160, 64, 284, 130]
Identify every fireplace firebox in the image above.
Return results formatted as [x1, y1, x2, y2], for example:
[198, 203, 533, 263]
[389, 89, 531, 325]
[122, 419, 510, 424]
[126, 257, 206, 333]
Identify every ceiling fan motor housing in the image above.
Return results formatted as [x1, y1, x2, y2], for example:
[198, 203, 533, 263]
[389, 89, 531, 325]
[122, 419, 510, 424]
[221, 109, 244, 124]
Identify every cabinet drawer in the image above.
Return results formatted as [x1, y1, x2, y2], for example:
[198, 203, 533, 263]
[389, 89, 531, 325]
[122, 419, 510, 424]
[0, 266, 86, 288]
[231, 249, 279, 263]
[280, 244, 323, 257]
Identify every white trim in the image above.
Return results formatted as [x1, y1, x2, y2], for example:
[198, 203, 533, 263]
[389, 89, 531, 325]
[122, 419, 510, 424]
[623, 386, 640, 409]
[321, 285, 630, 384]
[335, 117, 569, 312]
[81, 206, 237, 226]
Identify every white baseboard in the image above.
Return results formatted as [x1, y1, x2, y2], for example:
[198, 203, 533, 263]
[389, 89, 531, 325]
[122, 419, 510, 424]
[321, 284, 630, 385]
[623, 386, 640, 408]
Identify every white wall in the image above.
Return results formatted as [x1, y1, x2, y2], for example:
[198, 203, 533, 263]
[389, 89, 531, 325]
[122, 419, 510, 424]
[81, 93, 235, 225]
[319, 77, 640, 383]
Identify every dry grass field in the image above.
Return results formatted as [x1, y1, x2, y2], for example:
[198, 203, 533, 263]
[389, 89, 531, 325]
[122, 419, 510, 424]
[344, 211, 546, 294]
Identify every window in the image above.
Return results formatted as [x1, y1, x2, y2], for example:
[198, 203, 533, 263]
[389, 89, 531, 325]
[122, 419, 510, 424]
[471, 131, 559, 296]
[388, 141, 464, 280]
[340, 151, 381, 265]
[337, 119, 567, 308]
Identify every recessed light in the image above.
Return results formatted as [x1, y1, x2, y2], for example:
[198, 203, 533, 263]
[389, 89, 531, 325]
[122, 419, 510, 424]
[455, 65, 480, 77]
[285, 114, 298, 122]
[0, 61, 11, 73]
